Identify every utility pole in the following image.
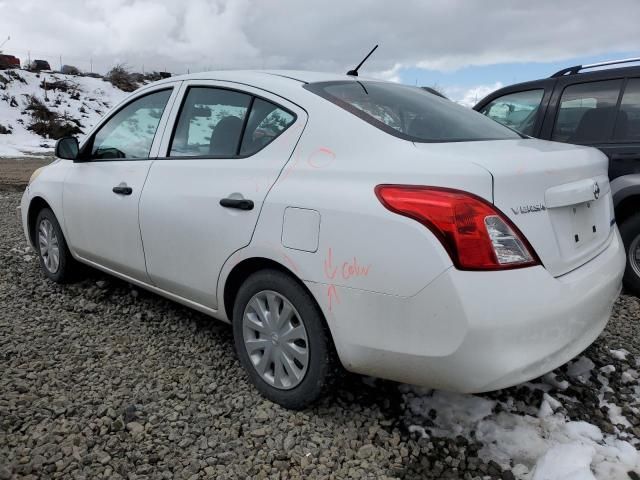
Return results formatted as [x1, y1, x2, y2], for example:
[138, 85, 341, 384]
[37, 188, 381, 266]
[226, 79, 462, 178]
[59, 55, 62, 71]
[0, 36, 9, 53]
[90, 57, 93, 73]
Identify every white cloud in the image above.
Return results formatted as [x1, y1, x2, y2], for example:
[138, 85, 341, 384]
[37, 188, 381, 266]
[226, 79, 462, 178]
[445, 82, 504, 107]
[370, 63, 403, 83]
[0, 1, 639, 75]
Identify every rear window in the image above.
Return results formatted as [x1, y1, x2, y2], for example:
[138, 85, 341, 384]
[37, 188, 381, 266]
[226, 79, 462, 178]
[304, 81, 521, 143]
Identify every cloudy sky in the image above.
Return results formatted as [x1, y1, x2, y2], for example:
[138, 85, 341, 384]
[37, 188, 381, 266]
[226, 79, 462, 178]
[1, 0, 640, 104]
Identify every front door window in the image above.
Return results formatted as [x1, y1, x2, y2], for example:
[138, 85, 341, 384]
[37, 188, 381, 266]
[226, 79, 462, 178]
[90, 89, 172, 160]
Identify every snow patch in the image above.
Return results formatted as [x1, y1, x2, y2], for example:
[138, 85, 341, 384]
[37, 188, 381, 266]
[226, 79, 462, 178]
[402, 384, 640, 480]
[567, 356, 595, 379]
[610, 349, 629, 361]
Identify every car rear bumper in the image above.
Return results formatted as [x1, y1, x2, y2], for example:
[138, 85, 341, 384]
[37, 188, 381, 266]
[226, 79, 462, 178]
[308, 228, 625, 392]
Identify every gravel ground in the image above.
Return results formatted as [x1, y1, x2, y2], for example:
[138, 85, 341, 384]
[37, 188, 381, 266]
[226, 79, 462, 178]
[0, 182, 639, 479]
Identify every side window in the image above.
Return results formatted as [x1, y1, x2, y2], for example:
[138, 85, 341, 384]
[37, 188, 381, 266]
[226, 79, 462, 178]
[91, 89, 172, 160]
[240, 98, 296, 156]
[613, 78, 640, 142]
[552, 79, 622, 144]
[479, 89, 544, 136]
[169, 87, 251, 157]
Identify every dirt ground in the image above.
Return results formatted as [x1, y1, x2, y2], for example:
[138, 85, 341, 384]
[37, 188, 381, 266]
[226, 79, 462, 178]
[0, 157, 53, 190]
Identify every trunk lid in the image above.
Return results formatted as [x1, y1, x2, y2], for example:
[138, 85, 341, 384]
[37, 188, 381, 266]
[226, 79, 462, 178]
[414, 139, 614, 277]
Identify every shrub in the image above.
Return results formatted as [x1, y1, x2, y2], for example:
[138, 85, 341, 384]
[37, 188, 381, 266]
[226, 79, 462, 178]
[24, 95, 84, 139]
[28, 120, 82, 139]
[25, 95, 55, 121]
[105, 64, 138, 92]
[5, 70, 26, 83]
[0, 124, 11, 134]
[40, 79, 74, 93]
[61, 65, 80, 76]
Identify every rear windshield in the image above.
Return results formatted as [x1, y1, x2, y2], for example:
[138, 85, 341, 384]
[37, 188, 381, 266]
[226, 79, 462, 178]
[304, 81, 522, 143]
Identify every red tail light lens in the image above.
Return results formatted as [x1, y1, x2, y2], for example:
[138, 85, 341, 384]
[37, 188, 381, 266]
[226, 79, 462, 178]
[375, 185, 539, 270]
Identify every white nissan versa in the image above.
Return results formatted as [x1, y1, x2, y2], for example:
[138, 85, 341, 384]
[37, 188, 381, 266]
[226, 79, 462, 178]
[20, 70, 625, 409]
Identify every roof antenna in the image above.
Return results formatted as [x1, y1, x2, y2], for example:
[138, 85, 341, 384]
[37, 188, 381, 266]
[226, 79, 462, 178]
[347, 45, 378, 77]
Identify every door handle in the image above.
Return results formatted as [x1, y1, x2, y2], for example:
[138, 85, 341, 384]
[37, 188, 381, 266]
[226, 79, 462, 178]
[112, 184, 133, 195]
[220, 197, 254, 210]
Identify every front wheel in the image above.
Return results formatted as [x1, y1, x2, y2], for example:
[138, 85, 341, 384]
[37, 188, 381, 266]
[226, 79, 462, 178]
[34, 208, 79, 283]
[620, 213, 640, 296]
[232, 269, 336, 409]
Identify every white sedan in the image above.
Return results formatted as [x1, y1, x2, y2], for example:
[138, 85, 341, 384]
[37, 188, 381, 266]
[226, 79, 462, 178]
[20, 70, 625, 409]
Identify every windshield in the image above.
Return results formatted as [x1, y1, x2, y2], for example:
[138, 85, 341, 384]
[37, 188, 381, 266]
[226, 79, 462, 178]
[304, 81, 522, 143]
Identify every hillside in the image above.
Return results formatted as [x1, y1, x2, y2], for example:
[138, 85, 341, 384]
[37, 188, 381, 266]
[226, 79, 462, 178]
[0, 70, 128, 157]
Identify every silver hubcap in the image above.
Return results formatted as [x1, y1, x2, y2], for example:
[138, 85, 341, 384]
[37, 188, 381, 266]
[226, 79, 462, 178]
[630, 235, 640, 279]
[38, 218, 60, 273]
[242, 290, 309, 390]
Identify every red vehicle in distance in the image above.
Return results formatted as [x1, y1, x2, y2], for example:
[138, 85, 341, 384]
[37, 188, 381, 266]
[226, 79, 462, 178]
[0, 54, 20, 70]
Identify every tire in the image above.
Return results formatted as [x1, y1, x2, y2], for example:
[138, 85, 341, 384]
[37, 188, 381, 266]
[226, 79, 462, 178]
[620, 212, 640, 296]
[34, 208, 79, 283]
[232, 269, 337, 409]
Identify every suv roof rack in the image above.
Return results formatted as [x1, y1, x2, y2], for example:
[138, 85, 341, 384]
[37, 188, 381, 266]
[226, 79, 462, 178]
[550, 57, 640, 78]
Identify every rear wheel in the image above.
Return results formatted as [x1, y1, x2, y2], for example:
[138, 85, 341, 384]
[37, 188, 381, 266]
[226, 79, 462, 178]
[232, 269, 336, 409]
[34, 208, 79, 283]
[620, 213, 640, 296]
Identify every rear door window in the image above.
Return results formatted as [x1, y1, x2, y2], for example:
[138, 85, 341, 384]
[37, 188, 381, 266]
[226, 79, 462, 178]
[168, 88, 296, 158]
[613, 78, 640, 142]
[169, 87, 251, 157]
[478, 89, 544, 136]
[552, 79, 623, 144]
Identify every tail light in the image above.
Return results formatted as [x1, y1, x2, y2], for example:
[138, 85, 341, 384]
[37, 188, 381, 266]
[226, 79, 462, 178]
[375, 185, 539, 271]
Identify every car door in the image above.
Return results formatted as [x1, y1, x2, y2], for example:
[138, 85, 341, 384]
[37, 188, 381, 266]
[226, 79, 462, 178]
[139, 81, 307, 309]
[63, 85, 179, 280]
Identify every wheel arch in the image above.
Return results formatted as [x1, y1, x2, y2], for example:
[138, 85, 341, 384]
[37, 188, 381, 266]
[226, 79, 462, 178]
[615, 193, 640, 225]
[222, 257, 325, 328]
[27, 196, 53, 247]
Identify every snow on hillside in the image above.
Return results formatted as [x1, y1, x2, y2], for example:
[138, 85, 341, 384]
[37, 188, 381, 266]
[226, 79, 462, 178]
[0, 70, 127, 157]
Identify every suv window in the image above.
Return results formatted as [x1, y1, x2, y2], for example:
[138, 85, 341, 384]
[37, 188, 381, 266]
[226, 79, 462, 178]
[239, 98, 296, 156]
[304, 81, 521, 143]
[552, 79, 623, 144]
[614, 78, 640, 142]
[478, 89, 544, 136]
[91, 89, 172, 160]
[169, 87, 251, 157]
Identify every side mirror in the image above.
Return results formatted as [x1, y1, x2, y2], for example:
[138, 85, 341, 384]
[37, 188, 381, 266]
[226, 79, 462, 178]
[55, 136, 79, 160]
